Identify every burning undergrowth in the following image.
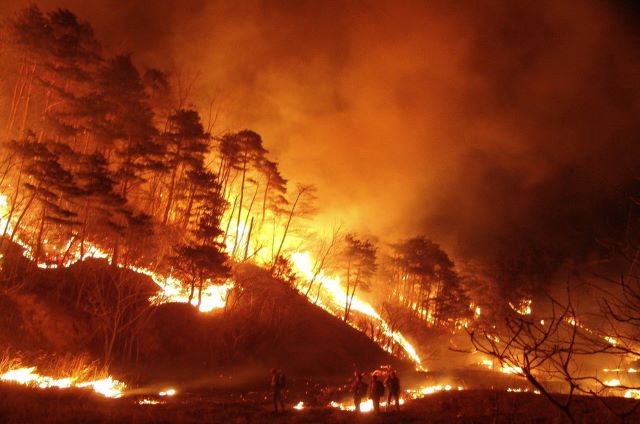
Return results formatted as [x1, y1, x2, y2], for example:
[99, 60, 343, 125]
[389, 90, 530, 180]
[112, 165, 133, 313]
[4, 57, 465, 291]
[0, 242, 408, 384]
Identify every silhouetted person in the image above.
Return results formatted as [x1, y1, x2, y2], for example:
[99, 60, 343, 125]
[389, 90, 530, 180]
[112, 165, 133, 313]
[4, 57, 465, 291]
[385, 370, 401, 411]
[271, 368, 286, 413]
[351, 372, 367, 412]
[369, 373, 384, 413]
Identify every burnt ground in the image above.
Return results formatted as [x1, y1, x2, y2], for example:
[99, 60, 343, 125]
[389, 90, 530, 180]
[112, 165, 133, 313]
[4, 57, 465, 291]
[0, 383, 639, 424]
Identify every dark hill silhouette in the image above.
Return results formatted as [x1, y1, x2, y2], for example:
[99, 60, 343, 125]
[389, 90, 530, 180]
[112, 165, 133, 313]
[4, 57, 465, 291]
[0, 241, 407, 385]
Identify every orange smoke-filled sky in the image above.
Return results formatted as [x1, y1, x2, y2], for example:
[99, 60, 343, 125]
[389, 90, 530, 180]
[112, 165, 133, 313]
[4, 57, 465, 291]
[2, 0, 640, 286]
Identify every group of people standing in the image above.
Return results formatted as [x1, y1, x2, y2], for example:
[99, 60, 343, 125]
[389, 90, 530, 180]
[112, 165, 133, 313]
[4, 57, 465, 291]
[351, 369, 401, 413]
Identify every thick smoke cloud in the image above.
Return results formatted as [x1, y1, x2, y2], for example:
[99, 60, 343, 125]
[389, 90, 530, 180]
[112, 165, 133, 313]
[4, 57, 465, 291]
[2, 0, 640, 290]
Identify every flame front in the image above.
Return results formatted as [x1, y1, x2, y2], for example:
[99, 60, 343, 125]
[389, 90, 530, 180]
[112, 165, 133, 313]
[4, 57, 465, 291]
[0, 193, 231, 313]
[328, 384, 462, 412]
[0, 366, 125, 398]
[291, 251, 423, 368]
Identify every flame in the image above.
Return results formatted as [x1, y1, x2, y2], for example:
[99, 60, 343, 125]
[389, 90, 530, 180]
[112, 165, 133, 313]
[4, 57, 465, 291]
[159, 388, 176, 396]
[293, 401, 305, 410]
[507, 387, 540, 394]
[290, 251, 423, 368]
[604, 378, 621, 387]
[330, 398, 406, 412]
[509, 299, 532, 316]
[329, 384, 462, 412]
[0, 366, 125, 398]
[405, 384, 463, 398]
[0, 189, 420, 369]
[479, 359, 494, 369]
[603, 368, 638, 373]
[624, 389, 640, 399]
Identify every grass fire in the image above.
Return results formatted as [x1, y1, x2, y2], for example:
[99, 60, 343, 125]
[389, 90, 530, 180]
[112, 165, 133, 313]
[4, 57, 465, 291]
[0, 1, 640, 423]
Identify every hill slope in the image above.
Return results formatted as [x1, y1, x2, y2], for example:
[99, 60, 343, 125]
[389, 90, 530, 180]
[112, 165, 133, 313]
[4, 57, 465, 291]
[0, 242, 406, 384]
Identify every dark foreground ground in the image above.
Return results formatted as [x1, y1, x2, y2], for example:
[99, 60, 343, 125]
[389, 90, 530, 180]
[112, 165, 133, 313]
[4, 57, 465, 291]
[1, 383, 639, 424]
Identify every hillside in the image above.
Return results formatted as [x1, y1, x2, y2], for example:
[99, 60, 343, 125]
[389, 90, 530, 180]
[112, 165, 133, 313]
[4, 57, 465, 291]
[0, 241, 407, 385]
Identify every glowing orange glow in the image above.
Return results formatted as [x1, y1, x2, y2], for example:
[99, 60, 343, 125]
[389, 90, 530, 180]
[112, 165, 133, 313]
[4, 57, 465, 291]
[138, 398, 162, 405]
[329, 384, 462, 413]
[500, 364, 524, 375]
[0, 366, 125, 398]
[509, 299, 532, 316]
[507, 387, 540, 394]
[0, 194, 232, 313]
[159, 388, 176, 396]
[604, 379, 621, 387]
[291, 251, 423, 368]
[624, 390, 640, 399]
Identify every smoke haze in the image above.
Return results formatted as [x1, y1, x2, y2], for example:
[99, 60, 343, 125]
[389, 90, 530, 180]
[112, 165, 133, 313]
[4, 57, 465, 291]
[2, 0, 640, 289]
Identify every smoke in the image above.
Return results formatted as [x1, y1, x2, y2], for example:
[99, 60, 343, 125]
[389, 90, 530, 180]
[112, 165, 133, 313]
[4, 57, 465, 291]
[3, 0, 640, 289]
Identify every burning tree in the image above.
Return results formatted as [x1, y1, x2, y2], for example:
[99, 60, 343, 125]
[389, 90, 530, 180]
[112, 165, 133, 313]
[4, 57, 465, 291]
[385, 236, 470, 327]
[340, 233, 377, 322]
[170, 166, 230, 308]
[76, 266, 157, 366]
[0, 4, 428, 378]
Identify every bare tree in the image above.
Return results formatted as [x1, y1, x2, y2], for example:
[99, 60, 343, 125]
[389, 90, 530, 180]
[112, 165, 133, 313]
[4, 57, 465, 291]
[468, 295, 591, 424]
[78, 267, 155, 366]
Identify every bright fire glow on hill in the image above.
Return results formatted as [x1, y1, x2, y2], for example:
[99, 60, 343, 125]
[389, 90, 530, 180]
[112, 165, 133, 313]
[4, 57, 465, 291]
[291, 251, 424, 368]
[0, 191, 421, 370]
[0, 194, 231, 313]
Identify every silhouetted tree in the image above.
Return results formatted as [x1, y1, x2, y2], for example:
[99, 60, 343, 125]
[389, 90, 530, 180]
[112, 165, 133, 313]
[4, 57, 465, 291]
[341, 233, 377, 322]
[161, 109, 209, 225]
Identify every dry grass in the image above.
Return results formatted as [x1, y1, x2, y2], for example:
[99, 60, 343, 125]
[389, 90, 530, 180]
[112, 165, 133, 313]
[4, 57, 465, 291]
[0, 349, 111, 383]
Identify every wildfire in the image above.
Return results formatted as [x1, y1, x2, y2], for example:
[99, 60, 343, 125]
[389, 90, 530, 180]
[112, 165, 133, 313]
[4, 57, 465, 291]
[329, 384, 462, 413]
[330, 398, 406, 412]
[138, 398, 162, 405]
[509, 299, 532, 316]
[479, 359, 494, 369]
[405, 384, 463, 398]
[603, 368, 638, 373]
[624, 390, 640, 399]
[290, 251, 424, 369]
[507, 387, 541, 394]
[0, 366, 125, 398]
[0, 194, 232, 313]
[500, 365, 524, 375]
[159, 388, 176, 396]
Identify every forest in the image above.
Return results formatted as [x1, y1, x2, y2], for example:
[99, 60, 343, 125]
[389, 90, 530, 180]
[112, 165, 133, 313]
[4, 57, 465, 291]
[1, 5, 640, 424]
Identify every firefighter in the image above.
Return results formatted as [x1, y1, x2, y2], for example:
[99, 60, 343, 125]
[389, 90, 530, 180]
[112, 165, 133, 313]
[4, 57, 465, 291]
[369, 373, 385, 413]
[385, 370, 401, 411]
[271, 368, 286, 413]
[351, 372, 367, 412]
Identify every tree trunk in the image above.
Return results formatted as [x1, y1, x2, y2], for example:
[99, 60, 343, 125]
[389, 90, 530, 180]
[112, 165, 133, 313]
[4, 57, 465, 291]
[243, 217, 254, 261]
[19, 62, 37, 138]
[34, 206, 47, 264]
[271, 187, 306, 271]
[233, 150, 248, 256]
[163, 140, 182, 224]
